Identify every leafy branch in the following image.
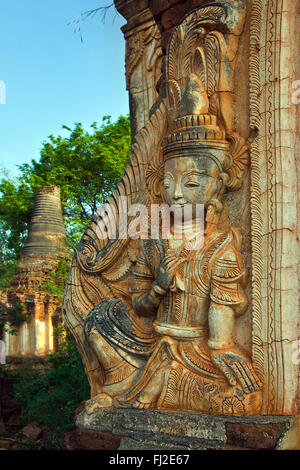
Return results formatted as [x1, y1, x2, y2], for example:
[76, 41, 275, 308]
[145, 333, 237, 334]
[42, 257, 71, 300]
[0, 300, 31, 336]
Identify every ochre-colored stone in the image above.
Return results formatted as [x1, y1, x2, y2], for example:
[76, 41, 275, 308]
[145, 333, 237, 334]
[63, 429, 121, 451]
[63, 0, 299, 443]
[21, 424, 43, 441]
[149, 0, 216, 50]
[278, 415, 300, 450]
[225, 423, 287, 450]
[64, 1, 262, 416]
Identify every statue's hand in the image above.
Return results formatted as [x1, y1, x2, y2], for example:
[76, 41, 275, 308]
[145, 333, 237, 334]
[211, 349, 262, 394]
[155, 256, 178, 292]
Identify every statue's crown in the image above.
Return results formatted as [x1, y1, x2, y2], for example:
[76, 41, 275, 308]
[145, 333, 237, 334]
[163, 74, 229, 166]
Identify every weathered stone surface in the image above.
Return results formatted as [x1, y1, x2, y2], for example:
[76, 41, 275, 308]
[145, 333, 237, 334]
[148, 0, 184, 15]
[21, 186, 66, 257]
[21, 424, 43, 441]
[77, 407, 226, 449]
[148, 0, 215, 49]
[277, 415, 300, 450]
[149, 0, 215, 15]
[225, 423, 287, 450]
[114, 1, 163, 140]
[118, 437, 190, 450]
[63, 429, 121, 451]
[114, 0, 149, 22]
[76, 406, 291, 450]
[65, 0, 263, 416]
[63, 0, 300, 447]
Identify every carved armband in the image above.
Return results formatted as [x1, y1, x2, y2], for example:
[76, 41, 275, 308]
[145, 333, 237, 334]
[209, 247, 248, 313]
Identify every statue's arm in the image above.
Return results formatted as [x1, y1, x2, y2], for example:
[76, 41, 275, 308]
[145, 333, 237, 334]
[207, 300, 261, 392]
[132, 284, 165, 317]
[208, 301, 236, 350]
[206, 244, 261, 392]
[208, 240, 248, 349]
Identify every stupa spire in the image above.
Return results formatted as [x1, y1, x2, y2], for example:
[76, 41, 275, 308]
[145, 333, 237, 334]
[22, 186, 66, 257]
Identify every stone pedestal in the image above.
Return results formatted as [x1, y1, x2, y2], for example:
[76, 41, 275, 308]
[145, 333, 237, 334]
[76, 405, 292, 450]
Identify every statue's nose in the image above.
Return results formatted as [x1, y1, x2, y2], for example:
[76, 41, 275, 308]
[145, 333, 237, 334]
[173, 181, 183, 200]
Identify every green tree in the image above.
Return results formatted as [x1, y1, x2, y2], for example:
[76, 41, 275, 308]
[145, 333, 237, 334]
[0, 115, 131, 262]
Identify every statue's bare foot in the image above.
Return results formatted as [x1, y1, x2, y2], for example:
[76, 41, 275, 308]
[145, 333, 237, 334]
[85, 393, 113, 415]
[132, 400, 145, 409]
[131, 399, 157, 409]
[114, 399, 134, 409]
[114, 397, 156, 409]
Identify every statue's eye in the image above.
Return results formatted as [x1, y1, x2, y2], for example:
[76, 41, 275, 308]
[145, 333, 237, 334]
[184, 180, 200, 187]
[164, 180, 171, 189]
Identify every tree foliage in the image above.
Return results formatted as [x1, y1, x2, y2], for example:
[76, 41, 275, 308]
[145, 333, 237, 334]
[0, 115, 131, 261]
[42, 257, 71, 301]
[0, 300, 31, 336]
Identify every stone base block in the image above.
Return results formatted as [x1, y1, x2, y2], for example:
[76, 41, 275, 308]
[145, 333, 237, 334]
[76, 404, 293, 450]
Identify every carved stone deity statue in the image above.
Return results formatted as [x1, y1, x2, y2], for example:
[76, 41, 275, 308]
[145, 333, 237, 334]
[63, 0, 263, 415]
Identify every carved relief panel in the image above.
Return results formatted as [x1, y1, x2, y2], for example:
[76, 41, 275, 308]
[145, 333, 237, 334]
[124, 20, 163, 137]
[63, 0, 299, 416]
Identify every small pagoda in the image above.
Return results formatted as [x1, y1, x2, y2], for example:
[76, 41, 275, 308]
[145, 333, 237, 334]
[4, 186, 69, 358]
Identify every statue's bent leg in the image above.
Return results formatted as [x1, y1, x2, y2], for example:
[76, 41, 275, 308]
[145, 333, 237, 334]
[88, 330, 141, 398]
[118, 338, 180, 408]
[84, 298, 154, 406]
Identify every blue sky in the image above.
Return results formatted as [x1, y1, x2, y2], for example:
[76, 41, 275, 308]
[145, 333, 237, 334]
[0, 0, 129, 177]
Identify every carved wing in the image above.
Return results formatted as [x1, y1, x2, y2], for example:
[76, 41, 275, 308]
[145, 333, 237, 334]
[63, 102, 167, 394]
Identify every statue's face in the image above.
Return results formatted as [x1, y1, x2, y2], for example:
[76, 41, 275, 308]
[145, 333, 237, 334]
[163, 155, 222, 213]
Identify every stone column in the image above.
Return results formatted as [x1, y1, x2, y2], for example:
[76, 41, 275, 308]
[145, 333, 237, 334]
[27, 315, 36, 356]
[19, 321, 31, 356]
[43, 298, 57, 354]
[34, 301, 46, 356]
[115, 0, 163, 140]
[249, 0, 300, 415]
[8, 331, 19, 356]
[48, 313, 54, 353]
[4, 329, 10, 359]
